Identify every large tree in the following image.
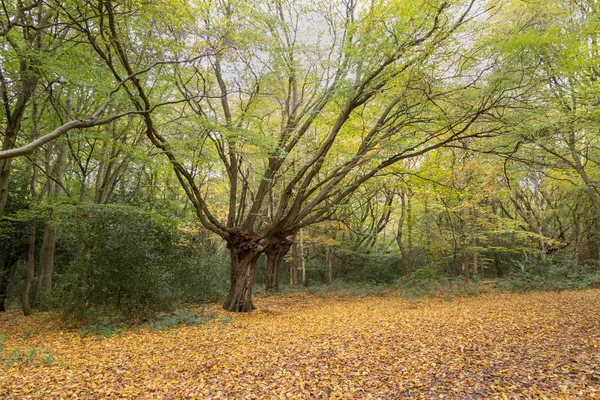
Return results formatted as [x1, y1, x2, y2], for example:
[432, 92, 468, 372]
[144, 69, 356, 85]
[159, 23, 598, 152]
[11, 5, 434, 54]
[66, 0, 544, 311]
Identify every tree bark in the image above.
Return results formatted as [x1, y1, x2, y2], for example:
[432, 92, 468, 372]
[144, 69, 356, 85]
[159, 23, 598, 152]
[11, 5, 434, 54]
[22, 221, 36, 315]
[290, 238, 298, 287]
[472, 236, 478, 279]
[299, 229, 307, 287]
[0, 156, 13, 217]
[265, 237, 293, 292]
[34, 123, 69, 302]
[0, 254, 19, 312]
[326, 245, 334, 284]
[0, 263, 8, 312]
[36, 224, 57, 298]
[569, 139, 600, 256]
[461, 250, 470, 283]
[223, 235, 267, 312]
[397, 191, 411, 275]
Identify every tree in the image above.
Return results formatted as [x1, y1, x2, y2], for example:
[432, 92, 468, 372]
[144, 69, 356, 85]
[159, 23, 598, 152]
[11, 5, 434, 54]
[481, 0, 600, 264]
[66, 0, 549, 311]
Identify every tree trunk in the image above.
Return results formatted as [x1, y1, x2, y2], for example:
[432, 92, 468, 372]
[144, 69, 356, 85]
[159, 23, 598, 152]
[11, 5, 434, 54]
[299, 229, 307, 287]
[472, 237, 478, 279]
[33, 135, 69, 302]
[0, 157, 13, 217]
[36, 224, 57, 297]
[0, 262, 8, 312]
[397, 191, 411, 275]
[265, 237, 292, 292]
[0, 254, 19, 312]
[461, 250, 470, 283]
[22, 221, 36, 316]
[573, 213, 581, 268]
[472, 249, 478, 279]
[290, 238, 298, 287]
[223, 235, 267, 312]
[570, 143, 600, 255]
[326, 245, 334, 284]
[494, 251, 502, 278]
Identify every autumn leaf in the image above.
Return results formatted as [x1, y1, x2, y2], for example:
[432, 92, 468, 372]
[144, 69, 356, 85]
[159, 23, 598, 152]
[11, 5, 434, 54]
[0, 290, 599, 399]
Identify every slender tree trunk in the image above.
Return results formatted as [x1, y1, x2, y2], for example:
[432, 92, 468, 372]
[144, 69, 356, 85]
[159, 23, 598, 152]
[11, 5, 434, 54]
[0, 157, 13, 216]
[397, 191, 411, 275]
[461, 250, 470, 283]
[494, 252, 502, 278]
[407, 193, 413, 253]
[0, 253, 19, 312]
[37, 224, 57, 295]
[326, 245, 334, 284]
[34, 123, 70, 301]
[223, 235, 267, 312]
[290, 238, 298, 287]
[22, 221, 36, 316]
[570, 143, 600, 256]
[573, 213, 581, 268]
[0, 262, 8, 312]
[300, 229, 307, 287]
[265, 237, 292, 292]
[472, 249, 478, 279]
[23, 149, 38, 315]
[472, 237, 478, 279]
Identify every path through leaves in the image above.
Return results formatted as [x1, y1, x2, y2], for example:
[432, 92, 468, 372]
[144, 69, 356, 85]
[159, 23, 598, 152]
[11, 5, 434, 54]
[1, 290, 599, 398]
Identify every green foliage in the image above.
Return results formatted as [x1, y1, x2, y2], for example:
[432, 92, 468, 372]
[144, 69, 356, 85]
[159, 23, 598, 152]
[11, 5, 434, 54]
[53, 204, 227, 322]
[506, 256, 600, 292]
[0, 336, 56, 366]
[395, 269, 484, 302]
[304, 281, 389, 298]
[23, 330, 39, 339]
[146, 307, 216, 331]
[77, 314, 122, 339]
[410, 266, 443, 282]
[335, 247, 404, 284]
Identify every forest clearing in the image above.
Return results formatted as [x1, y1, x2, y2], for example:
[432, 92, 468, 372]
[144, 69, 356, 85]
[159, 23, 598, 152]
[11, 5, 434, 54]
[1, 289, 599, 399]
[3, 0, 600, 398]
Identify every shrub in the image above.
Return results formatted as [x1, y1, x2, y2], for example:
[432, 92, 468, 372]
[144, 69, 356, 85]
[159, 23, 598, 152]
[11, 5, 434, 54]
[335, 247, 404, 284]
[507, 260, 600, 292]
[53, 204, 227, 322]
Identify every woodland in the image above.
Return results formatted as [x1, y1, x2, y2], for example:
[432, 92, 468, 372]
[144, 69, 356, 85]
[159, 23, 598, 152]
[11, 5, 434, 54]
[0, 0, 599, 314]
[1, 0, 600, 397]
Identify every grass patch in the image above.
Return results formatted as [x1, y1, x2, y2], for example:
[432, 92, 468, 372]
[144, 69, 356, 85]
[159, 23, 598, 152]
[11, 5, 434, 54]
[146, 307, 216, 331]
[0, 335, 56, 366]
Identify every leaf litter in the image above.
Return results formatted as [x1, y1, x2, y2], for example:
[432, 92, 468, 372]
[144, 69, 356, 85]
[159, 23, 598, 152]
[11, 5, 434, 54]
[0, 289, 599, 399]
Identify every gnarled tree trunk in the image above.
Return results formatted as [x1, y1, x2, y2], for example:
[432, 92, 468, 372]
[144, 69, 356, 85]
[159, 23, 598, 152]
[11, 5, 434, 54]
[223, 235, 267, 312]
[265, 236, 293, 292]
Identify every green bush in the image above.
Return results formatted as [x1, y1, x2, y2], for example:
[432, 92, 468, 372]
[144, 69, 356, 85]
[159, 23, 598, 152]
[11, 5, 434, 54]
[507, 261, 600, 292]
[53, 204, 227, 322]
[335, 247, 404, 284]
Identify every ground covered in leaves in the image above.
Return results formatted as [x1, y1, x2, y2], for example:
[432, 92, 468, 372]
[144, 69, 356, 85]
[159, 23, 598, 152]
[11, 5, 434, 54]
[1, 290, 599, 399]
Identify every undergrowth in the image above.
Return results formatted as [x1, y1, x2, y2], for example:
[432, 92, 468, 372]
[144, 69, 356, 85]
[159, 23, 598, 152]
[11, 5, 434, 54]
[76, 306, 219, 338]
[0, 335, 56, 366]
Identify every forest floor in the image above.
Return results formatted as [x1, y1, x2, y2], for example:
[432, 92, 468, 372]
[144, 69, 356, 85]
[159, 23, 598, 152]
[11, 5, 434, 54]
[0, 289, 599, 399]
